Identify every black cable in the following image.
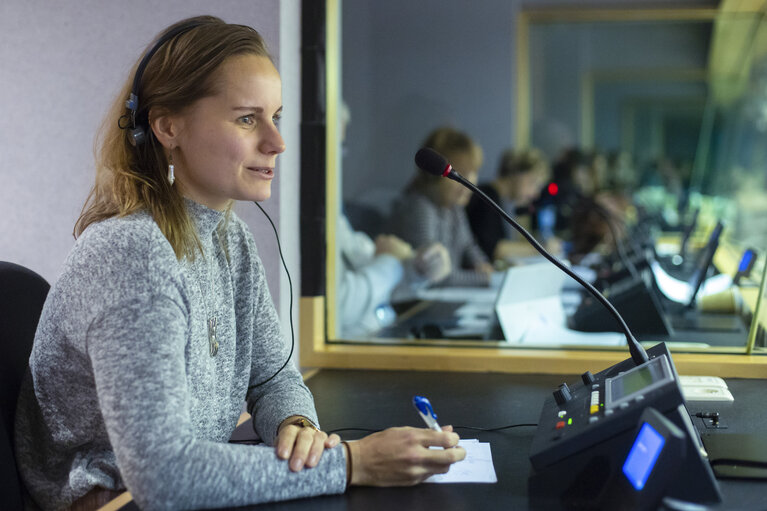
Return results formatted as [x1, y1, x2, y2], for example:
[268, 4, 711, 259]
[326, 423, 538, 436]
[247, 202, 295, 391]
[453, 423, 538, 432]
[448, 171, 649, 366]
[327, 427, 382, 435]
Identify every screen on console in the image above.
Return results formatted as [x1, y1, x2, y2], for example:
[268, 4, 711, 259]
[623, 422, 666, 491]
[606, 355, 673, 408]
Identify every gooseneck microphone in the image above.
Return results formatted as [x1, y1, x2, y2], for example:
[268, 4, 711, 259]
[415, 147, 649, 366]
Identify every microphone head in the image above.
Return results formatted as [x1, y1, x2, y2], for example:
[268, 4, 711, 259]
[415, 147, 452, 177]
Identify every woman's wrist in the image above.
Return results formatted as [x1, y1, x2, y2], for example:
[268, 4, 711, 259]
[342, 440, 362, 487]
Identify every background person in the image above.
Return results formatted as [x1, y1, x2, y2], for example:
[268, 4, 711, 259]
[388, 126, 493, 287]
[466, 148, 550, 262]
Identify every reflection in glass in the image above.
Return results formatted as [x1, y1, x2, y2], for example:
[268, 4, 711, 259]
[331, 3, 767, 355]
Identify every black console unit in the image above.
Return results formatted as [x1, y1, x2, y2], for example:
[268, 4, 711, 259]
[528, 343, 721, 509]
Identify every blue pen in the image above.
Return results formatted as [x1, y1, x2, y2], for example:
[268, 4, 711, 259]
[413, 395, 442, 432]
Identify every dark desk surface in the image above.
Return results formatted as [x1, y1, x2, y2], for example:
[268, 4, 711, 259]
[117, 369, 766, 510]
[251, 369, 767, 511]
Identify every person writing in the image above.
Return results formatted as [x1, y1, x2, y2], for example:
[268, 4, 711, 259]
[14, 16, 464, 510]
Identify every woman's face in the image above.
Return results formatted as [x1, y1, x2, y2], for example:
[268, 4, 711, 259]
[509, 165, 547, 206]
[171, 54, 285, 210]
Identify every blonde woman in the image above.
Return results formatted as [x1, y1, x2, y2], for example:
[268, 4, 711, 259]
[14, 16, 463, 510]
[388, 127, 493, 287]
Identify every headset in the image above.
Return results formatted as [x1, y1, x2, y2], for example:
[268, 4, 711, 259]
[118, 20, 207, 146]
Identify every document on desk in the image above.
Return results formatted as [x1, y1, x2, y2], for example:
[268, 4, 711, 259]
[424, 439, 497, 484]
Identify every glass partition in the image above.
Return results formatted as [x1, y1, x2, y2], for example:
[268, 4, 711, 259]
[300, 0, 767, 374]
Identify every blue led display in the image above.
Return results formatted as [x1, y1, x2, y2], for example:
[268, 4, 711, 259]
[622, 423, 666, 491]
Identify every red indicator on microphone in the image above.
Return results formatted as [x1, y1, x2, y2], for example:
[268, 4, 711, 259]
[547, 182, 559, 196]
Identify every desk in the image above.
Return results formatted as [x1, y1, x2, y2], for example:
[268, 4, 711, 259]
[112, 368, 766, 510]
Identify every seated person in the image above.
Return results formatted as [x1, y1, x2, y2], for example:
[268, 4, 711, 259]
[466, 148, 550, 262]
[388, 127, 494, 287]
[14, 17, 466, 510]
[337, 214, 450, 337]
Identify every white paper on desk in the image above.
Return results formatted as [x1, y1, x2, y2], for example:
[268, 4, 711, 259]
[495, 263, 624, 346]
[424, 439, 497, 484]
[416, 287, 498, 304]
[521, 317, 626, 346]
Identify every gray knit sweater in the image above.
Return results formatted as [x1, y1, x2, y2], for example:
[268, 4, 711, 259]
[388, 192, 490, 287]
[14, 200, 346, 510]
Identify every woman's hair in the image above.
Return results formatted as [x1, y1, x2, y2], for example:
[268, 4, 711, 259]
[407, 126, 483, 193]
[497, 148, 545, 178]
[75, 15, 271, 260]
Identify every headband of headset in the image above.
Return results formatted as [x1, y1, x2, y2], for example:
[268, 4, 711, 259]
[120, 21, 206, 146]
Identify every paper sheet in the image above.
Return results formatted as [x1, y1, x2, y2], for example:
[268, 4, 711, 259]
[424, 439, 497, 484]
[416, 287, 498, 304]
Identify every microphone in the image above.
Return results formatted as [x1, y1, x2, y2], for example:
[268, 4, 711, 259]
[415, 147, 649, 366]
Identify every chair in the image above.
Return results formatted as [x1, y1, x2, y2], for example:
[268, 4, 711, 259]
[0, 262, 50, 510]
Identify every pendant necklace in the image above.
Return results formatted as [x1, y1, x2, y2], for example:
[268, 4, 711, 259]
[194, 253, 219, 357]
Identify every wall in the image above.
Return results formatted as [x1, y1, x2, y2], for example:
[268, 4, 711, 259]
[340, 0, 718, 217]
[0, 0, 298, 316]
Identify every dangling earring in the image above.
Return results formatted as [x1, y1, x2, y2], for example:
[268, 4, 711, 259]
[167, 148, 175, 186]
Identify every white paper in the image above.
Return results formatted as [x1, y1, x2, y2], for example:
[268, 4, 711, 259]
[416, 287, 499, 304]
[520, 317, 626, 346]
[424, 439, 497, 484]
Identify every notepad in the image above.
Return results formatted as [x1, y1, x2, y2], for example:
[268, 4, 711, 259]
[424, 439, 497, 483]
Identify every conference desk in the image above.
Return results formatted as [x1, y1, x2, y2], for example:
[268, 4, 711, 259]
[112, 368, 766, 510]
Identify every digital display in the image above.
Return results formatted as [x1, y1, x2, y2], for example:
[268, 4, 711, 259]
[608, 357, 667, 403]
[623, 423, 666, 490]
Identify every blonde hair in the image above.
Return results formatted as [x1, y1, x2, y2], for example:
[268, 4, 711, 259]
[497, 148, 547, 178]
[408, 126, 483, 193]
[75, 16, 271, 260]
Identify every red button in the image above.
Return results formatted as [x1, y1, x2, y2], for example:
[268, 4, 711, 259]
[556, 421, 565, 429]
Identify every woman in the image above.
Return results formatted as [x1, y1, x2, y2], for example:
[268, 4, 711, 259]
[466, 148, 549, 262]
[14, 16, 464, 510]
[388, 127, 493, 287]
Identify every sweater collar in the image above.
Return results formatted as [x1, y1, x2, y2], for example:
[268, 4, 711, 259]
[184, 198, 226, 238]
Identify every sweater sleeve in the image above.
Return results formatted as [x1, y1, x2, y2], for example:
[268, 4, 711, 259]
[87, 293, 346, 511]
[243, 249, 320, 444]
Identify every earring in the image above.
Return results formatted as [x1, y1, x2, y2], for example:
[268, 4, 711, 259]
[167, 148, 175, 186]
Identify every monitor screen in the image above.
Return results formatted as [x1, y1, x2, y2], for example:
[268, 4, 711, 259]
[738, 249, 755, 274]
[623, 422, 666, 490]
[685, 221, 724, 307]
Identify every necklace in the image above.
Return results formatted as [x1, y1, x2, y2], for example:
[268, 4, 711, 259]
[193, 253, 219, 357]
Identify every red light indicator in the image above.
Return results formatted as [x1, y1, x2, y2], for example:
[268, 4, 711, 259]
[547, 182, 559, 196]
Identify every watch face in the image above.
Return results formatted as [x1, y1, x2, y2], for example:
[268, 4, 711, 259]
[297, 418, 318, 430]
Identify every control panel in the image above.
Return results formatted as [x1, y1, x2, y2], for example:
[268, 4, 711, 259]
[531, 347, 680, 469]
[528, 342, 721, 507]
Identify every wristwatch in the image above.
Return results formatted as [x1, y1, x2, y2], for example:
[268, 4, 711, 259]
[289, 417, 319, 431]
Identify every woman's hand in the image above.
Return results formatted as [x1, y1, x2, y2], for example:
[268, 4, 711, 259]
[275, 416, 341, 472]
[374, 234, 415, 261]
[347, 426, 465, 486]
[413, 242, 451, 283]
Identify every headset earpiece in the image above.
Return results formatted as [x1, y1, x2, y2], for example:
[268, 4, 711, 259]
[121, 21, 205, 146]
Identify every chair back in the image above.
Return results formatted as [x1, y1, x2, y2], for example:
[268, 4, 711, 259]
[0, 261, 50, 509]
